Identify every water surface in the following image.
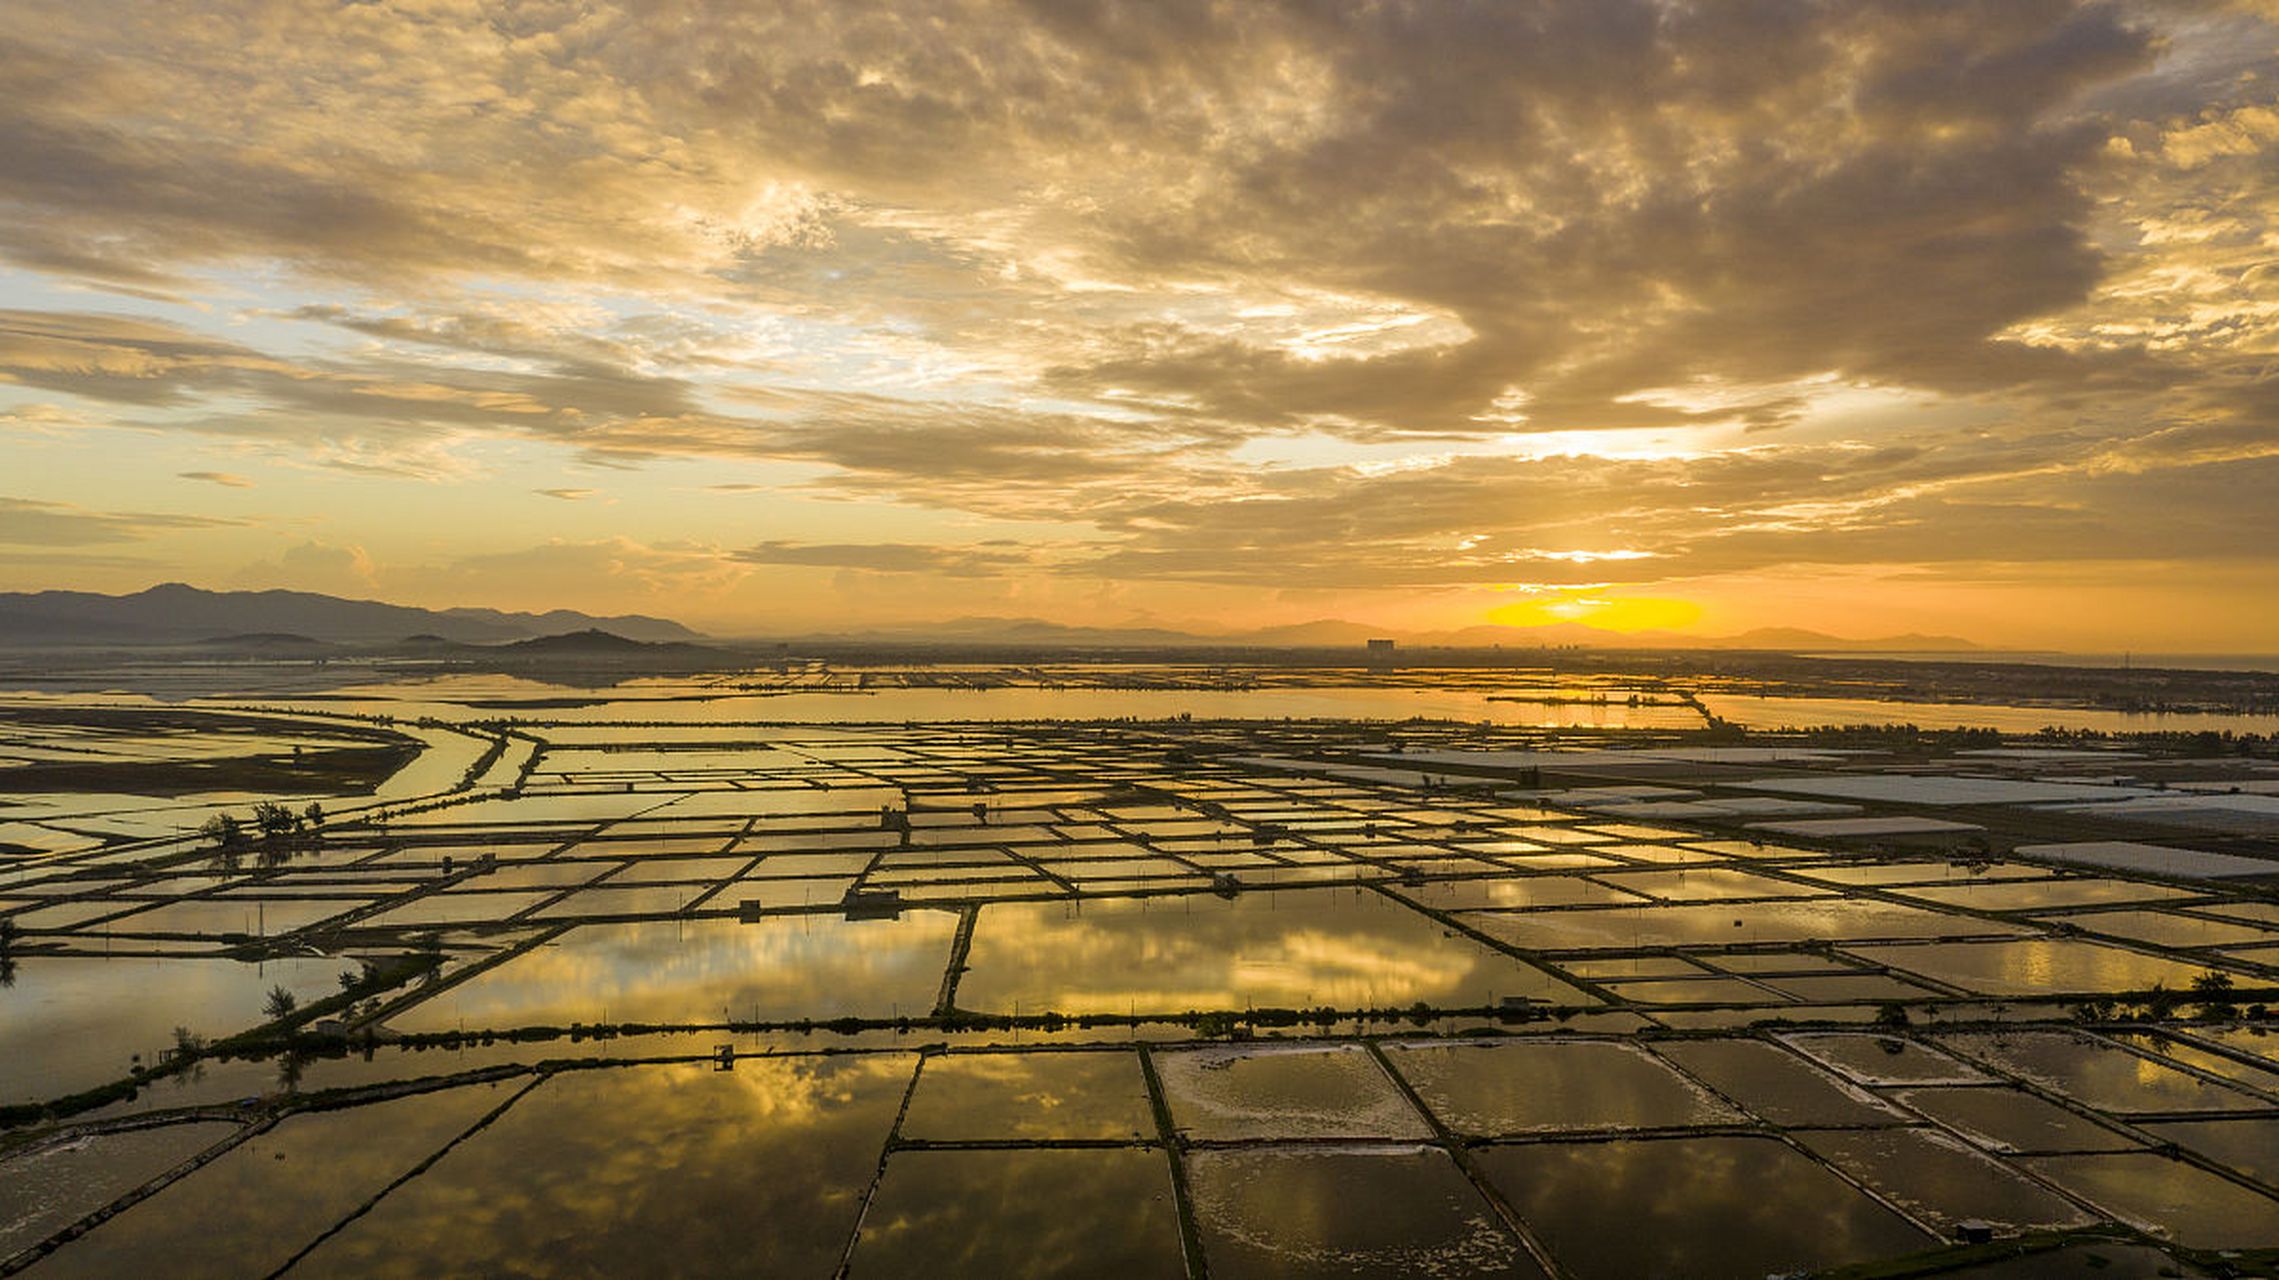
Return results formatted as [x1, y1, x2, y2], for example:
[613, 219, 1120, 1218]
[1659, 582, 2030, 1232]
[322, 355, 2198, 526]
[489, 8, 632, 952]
[1186, 1146, 1536, 1279]
[289, 1057, 911, 1277]
[1473, 1135, 1932, 1280]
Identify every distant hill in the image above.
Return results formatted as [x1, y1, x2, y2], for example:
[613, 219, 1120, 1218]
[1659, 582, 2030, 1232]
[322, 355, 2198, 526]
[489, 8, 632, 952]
[499, 628, 717, 657]
[186, 631, 335, 653]
[0, 584, 702, 646]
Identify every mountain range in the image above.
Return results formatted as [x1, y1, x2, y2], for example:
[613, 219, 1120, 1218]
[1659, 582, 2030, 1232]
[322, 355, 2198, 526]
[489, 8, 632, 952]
[0, 585, 1979, 653]
[0, 585, 702, 646]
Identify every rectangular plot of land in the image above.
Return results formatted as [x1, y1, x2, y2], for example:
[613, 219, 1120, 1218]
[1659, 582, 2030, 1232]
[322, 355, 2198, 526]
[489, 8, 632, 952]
[1652, 1039, 1905, 1127]
[1382, 1040, 1738, 1135]
[0, 1121, 237, 1259]
[847, 1148, 1185, 1279]
[1895, 1086, 2140, 1154]
[2020, 1152, 2279, 1249]
[1592, 868, 1829, 902]
[1844, 939, 2215, 998]
[357, 890, 556, 929]
[1395, 875, 1645, 911]
[1156, 1044, 1429, 1141]
[1464, 899, 2019, 951]
[1758, 972, 1944, 1003]
[2, 953, 349, 1108]
[1474, 1136, 1933, 1280]
[1891, 879, 2197, 910]
[291, 1058, 911, 1279]
[1602, 976, 1786, 1005]
[26, 1082, 507, 1279]
[2144, 1117, 2279, 1187]
[1778, 1034, 1990, 1086]
[1186, 1146, 1540, 1280]
[900, 1051, 1154, 1142]
[524, 883, 714, 919]
[957, 890, 1593, 1016]
[2052, 909, 2274, 950]
[392, 914, 956, 1032]
[1938, 1031, 2267, 1114]
[1798, 1127, 2096, 1237]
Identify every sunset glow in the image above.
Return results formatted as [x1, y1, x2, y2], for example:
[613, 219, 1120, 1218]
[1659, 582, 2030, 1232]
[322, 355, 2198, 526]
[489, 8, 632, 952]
[2, 1, 2275, 648]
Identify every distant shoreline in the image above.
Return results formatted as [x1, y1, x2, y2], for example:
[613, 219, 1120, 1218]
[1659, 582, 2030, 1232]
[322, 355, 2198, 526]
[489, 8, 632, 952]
[1800, 651, 2279, 675]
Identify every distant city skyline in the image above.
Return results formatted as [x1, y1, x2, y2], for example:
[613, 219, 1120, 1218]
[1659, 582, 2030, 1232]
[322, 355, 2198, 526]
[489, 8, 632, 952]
[2, 2, 2275, 649]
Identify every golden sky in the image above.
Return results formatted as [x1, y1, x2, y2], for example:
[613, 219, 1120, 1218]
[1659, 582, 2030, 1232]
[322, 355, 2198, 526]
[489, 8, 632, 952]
[1, 1, 2275, 647]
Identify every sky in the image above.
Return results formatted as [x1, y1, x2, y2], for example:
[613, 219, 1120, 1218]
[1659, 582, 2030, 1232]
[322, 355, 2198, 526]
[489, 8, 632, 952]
[1, 1, 2275, 647]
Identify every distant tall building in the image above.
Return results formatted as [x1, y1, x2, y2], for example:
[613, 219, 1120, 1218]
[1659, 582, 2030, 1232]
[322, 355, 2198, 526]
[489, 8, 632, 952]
[1366, 637, 1397, 667]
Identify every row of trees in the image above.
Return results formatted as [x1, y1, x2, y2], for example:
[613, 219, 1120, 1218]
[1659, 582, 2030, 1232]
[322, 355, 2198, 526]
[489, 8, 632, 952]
[199, 801, 325, 850]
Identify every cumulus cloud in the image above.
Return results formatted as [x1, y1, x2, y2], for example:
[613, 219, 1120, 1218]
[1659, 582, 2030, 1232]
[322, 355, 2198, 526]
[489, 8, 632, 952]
[231, 540, 378, 594]
[0, 0, 2274, 638]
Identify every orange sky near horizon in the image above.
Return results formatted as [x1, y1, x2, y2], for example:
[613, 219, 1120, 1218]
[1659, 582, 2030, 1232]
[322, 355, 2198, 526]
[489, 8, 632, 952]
[2, 1, 2275, 649]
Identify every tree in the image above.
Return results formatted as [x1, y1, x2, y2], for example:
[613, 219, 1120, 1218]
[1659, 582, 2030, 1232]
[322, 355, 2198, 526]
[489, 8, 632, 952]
[263, 983, 299, 1021]
[252, 801, 299, 843]
[199, 812, 246, 849]
[2193, 971, 2238, 1021]
[301, 801, 325, 831]
[2143, 982, 2181, 1022]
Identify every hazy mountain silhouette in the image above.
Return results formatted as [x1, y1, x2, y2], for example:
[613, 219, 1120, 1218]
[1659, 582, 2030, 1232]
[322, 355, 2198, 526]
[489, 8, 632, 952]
[0, 584, 702, 646]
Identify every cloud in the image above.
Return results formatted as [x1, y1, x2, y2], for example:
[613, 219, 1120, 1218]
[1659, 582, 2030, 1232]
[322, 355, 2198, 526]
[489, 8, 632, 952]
[416, 538, 747, 606]
[732, 540, 1035, 577]
[178, 470, 251, 488]
[0, 1, 2275, 638]
[231, 539, 377, 593]
[0, 495, 241, 546]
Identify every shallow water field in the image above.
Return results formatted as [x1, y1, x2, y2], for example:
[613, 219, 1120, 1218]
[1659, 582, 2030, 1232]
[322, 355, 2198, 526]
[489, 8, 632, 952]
[3, 708, 2276, 1274]
[0, 1122, 235, 1258]
[1380, 1039, 1736, 1134]
[1, 954, 347, 1106]
[849, 1148, 1187, 1278]
[1651, 1038, 1907, 1127]
[1156, 1044, 1429, 1142]
[19, 1083, 511, 1278]
[1842, 938, 2217, 997]
[2019, 1153, 2279, 1249]
[389, 913, 959, 1032]
[955, 890, 1593, 1015]
[1473, 1135, 1935, 1279]
[1939, 1030, 2271, 1114]
[1186, 1146, 1537, 1279]
[287, 1058, 911, 1278]
[1796, 1126, 2098, 1236]
[900, 1050, 1155, 1142]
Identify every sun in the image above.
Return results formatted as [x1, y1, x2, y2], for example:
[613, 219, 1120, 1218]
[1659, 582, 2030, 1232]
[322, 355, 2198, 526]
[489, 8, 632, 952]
[1485, 593, 1702, 633]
